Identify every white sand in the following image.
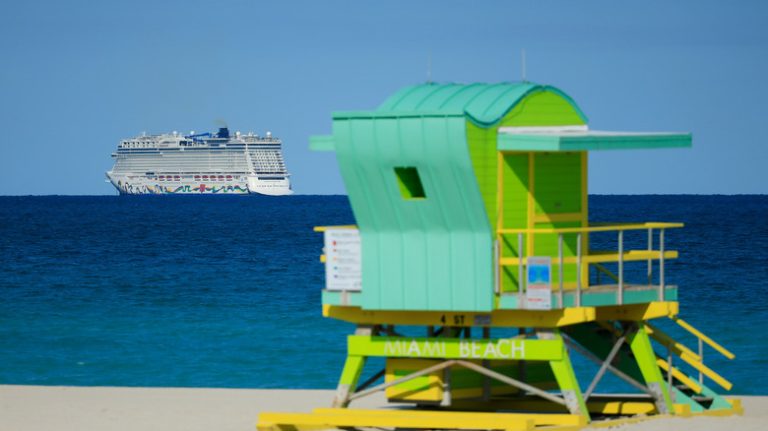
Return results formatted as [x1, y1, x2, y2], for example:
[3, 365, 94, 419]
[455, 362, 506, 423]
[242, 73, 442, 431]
[0, 385, 386, 431]
[0, 385, 764, 431]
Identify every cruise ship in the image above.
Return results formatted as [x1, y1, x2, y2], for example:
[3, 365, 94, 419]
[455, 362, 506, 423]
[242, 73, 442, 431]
[106, 127, 292, 195]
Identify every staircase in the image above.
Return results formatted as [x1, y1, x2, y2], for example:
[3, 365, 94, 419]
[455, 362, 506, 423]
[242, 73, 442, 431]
[563, 316, 735, 414]
[647, 317, 735, 412]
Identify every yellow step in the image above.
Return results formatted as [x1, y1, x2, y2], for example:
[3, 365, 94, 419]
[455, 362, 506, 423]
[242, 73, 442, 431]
[313, 407, 586, 427]
[257, 410, 538, 431]
[657, 358, 703, 394]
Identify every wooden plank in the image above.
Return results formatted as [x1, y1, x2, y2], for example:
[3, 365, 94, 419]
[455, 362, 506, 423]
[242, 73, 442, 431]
[313, 408, 586, 426]
[257, 411, 536, 430]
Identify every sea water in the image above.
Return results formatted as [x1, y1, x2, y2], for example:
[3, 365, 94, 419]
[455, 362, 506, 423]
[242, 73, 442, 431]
[0, 195, 766, 394]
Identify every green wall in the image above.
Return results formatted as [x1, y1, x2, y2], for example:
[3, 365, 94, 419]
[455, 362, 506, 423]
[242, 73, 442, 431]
[465, 89, 587, 293]
[466, 89, 587, 233]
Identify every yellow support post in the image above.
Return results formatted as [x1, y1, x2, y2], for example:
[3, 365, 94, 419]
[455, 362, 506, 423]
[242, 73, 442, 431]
[628, 325, 674, 414]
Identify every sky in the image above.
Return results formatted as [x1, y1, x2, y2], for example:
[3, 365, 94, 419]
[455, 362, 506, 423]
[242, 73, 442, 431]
[0, 0, 766, 195]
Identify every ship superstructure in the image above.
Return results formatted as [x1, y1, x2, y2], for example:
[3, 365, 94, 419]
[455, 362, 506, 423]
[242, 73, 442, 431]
[106, 127, 292, 195]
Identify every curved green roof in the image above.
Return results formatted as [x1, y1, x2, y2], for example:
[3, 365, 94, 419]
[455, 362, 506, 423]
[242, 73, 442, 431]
[377, 82, 587, 127]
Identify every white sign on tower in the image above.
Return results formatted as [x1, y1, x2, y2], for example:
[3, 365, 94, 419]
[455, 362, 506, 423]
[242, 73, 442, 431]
[525, 256, 552, 310]
[324, 229, 362, 291]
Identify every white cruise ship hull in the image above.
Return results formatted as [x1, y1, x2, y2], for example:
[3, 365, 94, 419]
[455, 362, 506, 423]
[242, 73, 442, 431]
[107, 128, 293, 196]
[107, 174, 292, 195]
[246, 176, 293, 196]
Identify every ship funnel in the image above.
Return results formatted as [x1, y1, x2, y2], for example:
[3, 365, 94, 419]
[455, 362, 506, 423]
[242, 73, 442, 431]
[217, 127, 230, 139]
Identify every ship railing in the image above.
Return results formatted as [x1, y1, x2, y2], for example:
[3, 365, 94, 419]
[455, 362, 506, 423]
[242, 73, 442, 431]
[495, 222, 683, 308]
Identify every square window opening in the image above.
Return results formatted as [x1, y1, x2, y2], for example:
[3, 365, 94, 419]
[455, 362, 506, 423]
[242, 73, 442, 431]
[394, 167, 426, 200]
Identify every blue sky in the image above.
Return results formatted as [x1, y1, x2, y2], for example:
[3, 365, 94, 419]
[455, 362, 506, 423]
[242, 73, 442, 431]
[0, 0, 765, 195]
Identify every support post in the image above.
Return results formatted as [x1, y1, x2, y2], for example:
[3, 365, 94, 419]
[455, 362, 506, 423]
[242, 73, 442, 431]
[659, 229, 666, 300]
[647, 228, 653, 286]
[628, 324, 673, 414]
[332, 326, 372, 408]
[441, 365, 452, 407]
[618, 230, 624, 305]
[537, 329, 590, 419]
[332, 355, 366, 408]
[576, 234, 582, 307]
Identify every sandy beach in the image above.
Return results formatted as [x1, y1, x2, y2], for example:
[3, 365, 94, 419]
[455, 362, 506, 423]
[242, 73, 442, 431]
[0, 385, 763, 431]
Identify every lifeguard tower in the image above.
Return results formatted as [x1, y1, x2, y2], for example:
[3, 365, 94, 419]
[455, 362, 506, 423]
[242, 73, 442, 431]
[258, 83, 741, 430]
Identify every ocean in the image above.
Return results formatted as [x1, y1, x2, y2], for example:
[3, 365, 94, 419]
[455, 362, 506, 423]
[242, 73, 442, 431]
[0, 195, 766, 395]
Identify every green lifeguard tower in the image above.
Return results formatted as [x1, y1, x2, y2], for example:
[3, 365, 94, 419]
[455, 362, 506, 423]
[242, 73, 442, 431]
[258, 83, 740, 431]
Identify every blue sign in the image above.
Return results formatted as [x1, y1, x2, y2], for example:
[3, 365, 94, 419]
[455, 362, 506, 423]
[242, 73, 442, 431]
[526, 257, 552, 310]
[528, 264, 551, 284]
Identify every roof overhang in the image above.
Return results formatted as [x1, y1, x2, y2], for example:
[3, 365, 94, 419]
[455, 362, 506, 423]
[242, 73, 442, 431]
[497, 126, 692, 152]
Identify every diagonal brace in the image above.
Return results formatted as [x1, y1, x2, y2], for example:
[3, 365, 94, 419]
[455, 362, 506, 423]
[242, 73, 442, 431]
[355, 369, 385, 392]
[584, 333, 628, 400]
[563, 335, 652, 396]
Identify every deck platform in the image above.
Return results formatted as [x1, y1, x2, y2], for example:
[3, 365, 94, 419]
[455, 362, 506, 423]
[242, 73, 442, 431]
[323, 284, 677, 311]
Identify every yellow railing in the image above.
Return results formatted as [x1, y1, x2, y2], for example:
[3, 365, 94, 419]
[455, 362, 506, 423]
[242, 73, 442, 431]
[496, 222, 684, 307]
[314, 225, 358, 232]
[646, 319, 735, 392]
